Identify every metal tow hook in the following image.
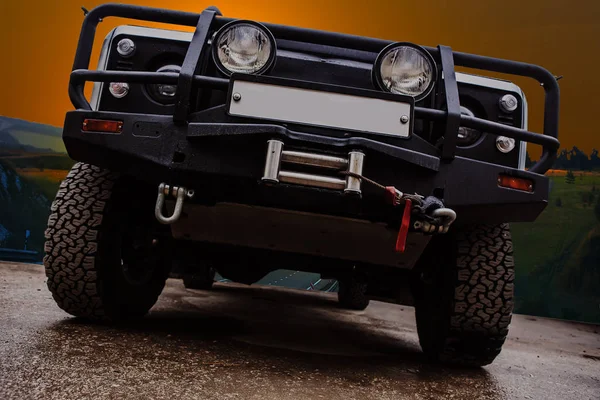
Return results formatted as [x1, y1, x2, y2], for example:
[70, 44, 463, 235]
[431, 208, 457, 234]
[155, 183, 194, 225]
[413, 208, 457, 234]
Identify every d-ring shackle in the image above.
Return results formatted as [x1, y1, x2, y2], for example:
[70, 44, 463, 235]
[155, 183, 194, 225]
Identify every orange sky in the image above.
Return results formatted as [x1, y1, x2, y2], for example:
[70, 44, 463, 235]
[1, 0, 599, 157]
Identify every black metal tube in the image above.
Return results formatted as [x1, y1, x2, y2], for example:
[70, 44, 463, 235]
[70, 67, 560, 156]
[69, 70, 229, 110]
[73, 3, 200, 72]
[415, 108, 559, 150]
[438, 45, 461, 161]
[68, 3, 202, 110]
[71, 70, 229, 88]
[174, 10, 218, 124]
[67, 2, 560, 174]
[213, 17, 390, 53]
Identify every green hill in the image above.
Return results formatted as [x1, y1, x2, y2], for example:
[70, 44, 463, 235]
[511, 172, 600, 323]
[0, 116, 65, 154]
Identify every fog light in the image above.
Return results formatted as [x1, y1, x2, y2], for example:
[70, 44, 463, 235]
[496, 136, 516, 153]
[116, 38, 136, 57]
[109, 82, 129, 98]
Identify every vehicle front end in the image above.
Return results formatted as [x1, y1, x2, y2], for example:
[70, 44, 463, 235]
[45, 3, 560, 366]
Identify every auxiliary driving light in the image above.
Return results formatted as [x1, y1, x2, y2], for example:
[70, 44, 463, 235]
[212, 20, 276, 76]
[496, 136, 516, 153]
[108, 82, 130, 98]
[373, 43, 437, 101]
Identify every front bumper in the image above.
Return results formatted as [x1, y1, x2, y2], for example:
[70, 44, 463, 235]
[63, 109, 549, 225]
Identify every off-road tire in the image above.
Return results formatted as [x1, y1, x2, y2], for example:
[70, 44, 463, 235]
[413, 223, 514, 367]
[44, 163, 171, 321]
[183, 266, 216, 290]
[338, 279, 370, 310]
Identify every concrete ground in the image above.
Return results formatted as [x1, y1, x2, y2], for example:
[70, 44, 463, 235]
[0, 262, 599, 400]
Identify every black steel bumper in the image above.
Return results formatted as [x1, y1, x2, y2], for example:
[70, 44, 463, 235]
[64, 109, 549, 225]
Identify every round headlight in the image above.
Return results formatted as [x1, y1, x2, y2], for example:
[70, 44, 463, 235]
[373, 43, 437, 101]
[457, 106, 483, 146]
[212, 20, 276, 76]
[147, 65, 181, 105]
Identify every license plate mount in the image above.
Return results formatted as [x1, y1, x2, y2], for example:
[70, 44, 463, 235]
[226, 75, 414, 139]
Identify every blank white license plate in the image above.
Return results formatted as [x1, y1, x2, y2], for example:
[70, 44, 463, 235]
[227, 80, 413, 138]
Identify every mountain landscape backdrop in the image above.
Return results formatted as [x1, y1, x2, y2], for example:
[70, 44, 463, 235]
[0, 116, 72, 261]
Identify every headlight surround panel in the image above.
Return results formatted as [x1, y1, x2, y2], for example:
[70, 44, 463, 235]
[97, 28, 191, 115]
[447, 77, 525, 168]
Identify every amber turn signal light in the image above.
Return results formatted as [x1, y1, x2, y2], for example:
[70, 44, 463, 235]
[82, 119, 123, 134]
[497, 174, 534, 193]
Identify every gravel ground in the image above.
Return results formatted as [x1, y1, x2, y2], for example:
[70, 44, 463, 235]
[1, 262, 599, 400]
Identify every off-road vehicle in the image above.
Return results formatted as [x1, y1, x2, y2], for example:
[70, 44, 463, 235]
[44, 3, 560, 366]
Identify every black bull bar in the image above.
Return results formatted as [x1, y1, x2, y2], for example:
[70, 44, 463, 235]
[68, 3, 560, 174]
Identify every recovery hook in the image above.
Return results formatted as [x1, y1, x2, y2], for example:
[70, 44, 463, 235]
[155, 183, 194, 225]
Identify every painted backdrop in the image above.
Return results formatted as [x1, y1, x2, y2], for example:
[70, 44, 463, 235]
[1, 0, 599, 322]
[1, 115, 599, 323]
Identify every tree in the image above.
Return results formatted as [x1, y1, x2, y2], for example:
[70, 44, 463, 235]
[565, 170, 576, 184]
[569, 147, 591, 170]
[581, 190, 595, 207]
[553, 147, 595, 171]
[590, 149, 600, 170]
[554, 149, 569, 169]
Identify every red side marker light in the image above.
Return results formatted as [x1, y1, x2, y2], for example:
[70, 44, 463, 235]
[498, 174, 534, 193]
[82, 119, 123, 134]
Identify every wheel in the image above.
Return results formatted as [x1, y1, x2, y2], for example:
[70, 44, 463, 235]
[183, 265, 216, 290]
[338, 278, 370, 311]
[413, 223, 514, 366]
[44, 163, 172, 321]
